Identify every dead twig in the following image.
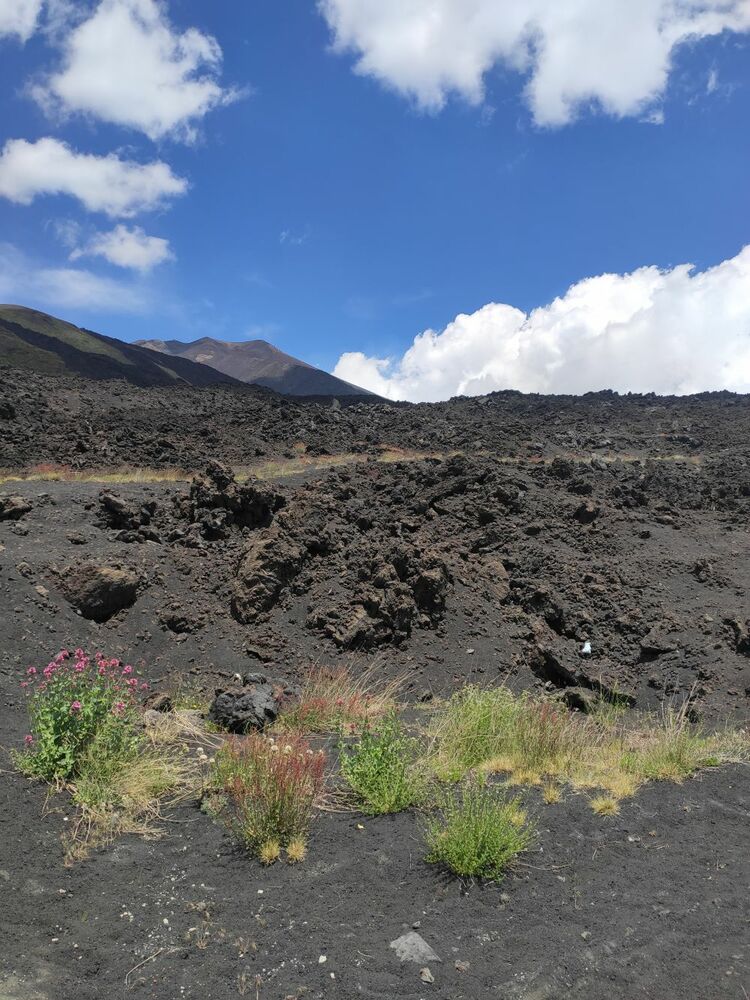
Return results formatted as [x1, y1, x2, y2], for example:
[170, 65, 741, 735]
[125, 947, 164, 988]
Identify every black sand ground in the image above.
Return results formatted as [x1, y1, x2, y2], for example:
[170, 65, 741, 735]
[1, 377, 749, 999]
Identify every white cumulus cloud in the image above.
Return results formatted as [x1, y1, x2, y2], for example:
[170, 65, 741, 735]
[70, 224, 173, 271]
[0, 0, 43, 41]
[318, 0, 750, 125]
[0, 242, 148, 313]
[31, 0, 238, 141]
[333, 247, 750, 400]
[0, 137, 187, 217]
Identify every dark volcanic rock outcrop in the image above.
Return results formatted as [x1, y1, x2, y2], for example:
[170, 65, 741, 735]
[181, 461, 285, 540]
[208, 673, 295, 733]
[0, 495, 32, 520]
[60, 563, 140, 622]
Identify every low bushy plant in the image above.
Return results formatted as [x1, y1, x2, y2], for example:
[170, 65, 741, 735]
[15, 650, 198, 862]
[213, 733, 326, 860]
[17, 649, 146, 781]
[339, 715, 424, 814]
[424, 781, 533, 881]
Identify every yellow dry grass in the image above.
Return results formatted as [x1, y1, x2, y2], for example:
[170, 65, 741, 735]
[0, 448, 705, 486]
[0, 464, 190, 484]
[62, 709, 216, 863]
[428, 686, 749, 808]
[590, 794, 620, 816]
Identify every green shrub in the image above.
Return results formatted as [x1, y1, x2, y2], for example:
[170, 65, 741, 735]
[339, 715, 424, 814]
[424, 781, 533, 880]
[17, 649, 144, 782]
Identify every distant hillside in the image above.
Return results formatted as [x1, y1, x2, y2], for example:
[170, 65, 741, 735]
[0, 306, 242, 388]
[136, 336, 376, 397]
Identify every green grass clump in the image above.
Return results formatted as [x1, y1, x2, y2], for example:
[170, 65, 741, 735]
[424, 781, 533, 881]
[339, 715, 424, 814]
[429, 685, 590, 783]
[428, 685, 750, 807]
[428, 686, 518, 780]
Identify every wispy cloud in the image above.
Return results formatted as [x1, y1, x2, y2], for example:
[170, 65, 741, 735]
[0, 137, 187, 218]
[279, 226, 311, 247]
[0, 0, 43, 42]
[0, 241, 150, 313]
[70, 224, 174, 272]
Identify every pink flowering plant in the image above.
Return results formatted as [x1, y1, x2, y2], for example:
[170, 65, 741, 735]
[17, 649, 146, 782]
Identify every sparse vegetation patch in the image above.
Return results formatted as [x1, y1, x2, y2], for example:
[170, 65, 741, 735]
[277, 665, 403, 734]
[429, 685, 749, 804]
[14, 650, 202, 861]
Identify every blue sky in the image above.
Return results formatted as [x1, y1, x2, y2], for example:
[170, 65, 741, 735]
[0, 1, 749, 398]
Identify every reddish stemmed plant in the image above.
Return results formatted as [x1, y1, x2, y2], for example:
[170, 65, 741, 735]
[213, 733, 326, 861]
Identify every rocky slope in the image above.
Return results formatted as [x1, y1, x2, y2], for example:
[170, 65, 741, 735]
[1, 371, 749, 1000]
[2, 366, 749, 471]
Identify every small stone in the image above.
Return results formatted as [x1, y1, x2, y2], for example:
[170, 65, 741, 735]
[390, 931, 441, 965]
[144, 691, 173, 713]
[574, 501, 600, 525]
[318, 955, 327, 964]
[420, 967, 435, 984]
[455, 960, 470, 972]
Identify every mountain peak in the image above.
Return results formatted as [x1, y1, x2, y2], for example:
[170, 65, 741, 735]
[136, 335, 373, 397]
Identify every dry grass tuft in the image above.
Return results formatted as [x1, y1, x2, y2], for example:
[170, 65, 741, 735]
[63, 709, 215, 863]
[259, 839, 281, 865]
[590, 794, 620, 816]
[286, 836, 308, 864]
[277, 664, 405, 734]
[542, 782, 562, 804]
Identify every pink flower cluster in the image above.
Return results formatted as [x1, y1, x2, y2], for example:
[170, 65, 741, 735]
[20, 649, 148, 721]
